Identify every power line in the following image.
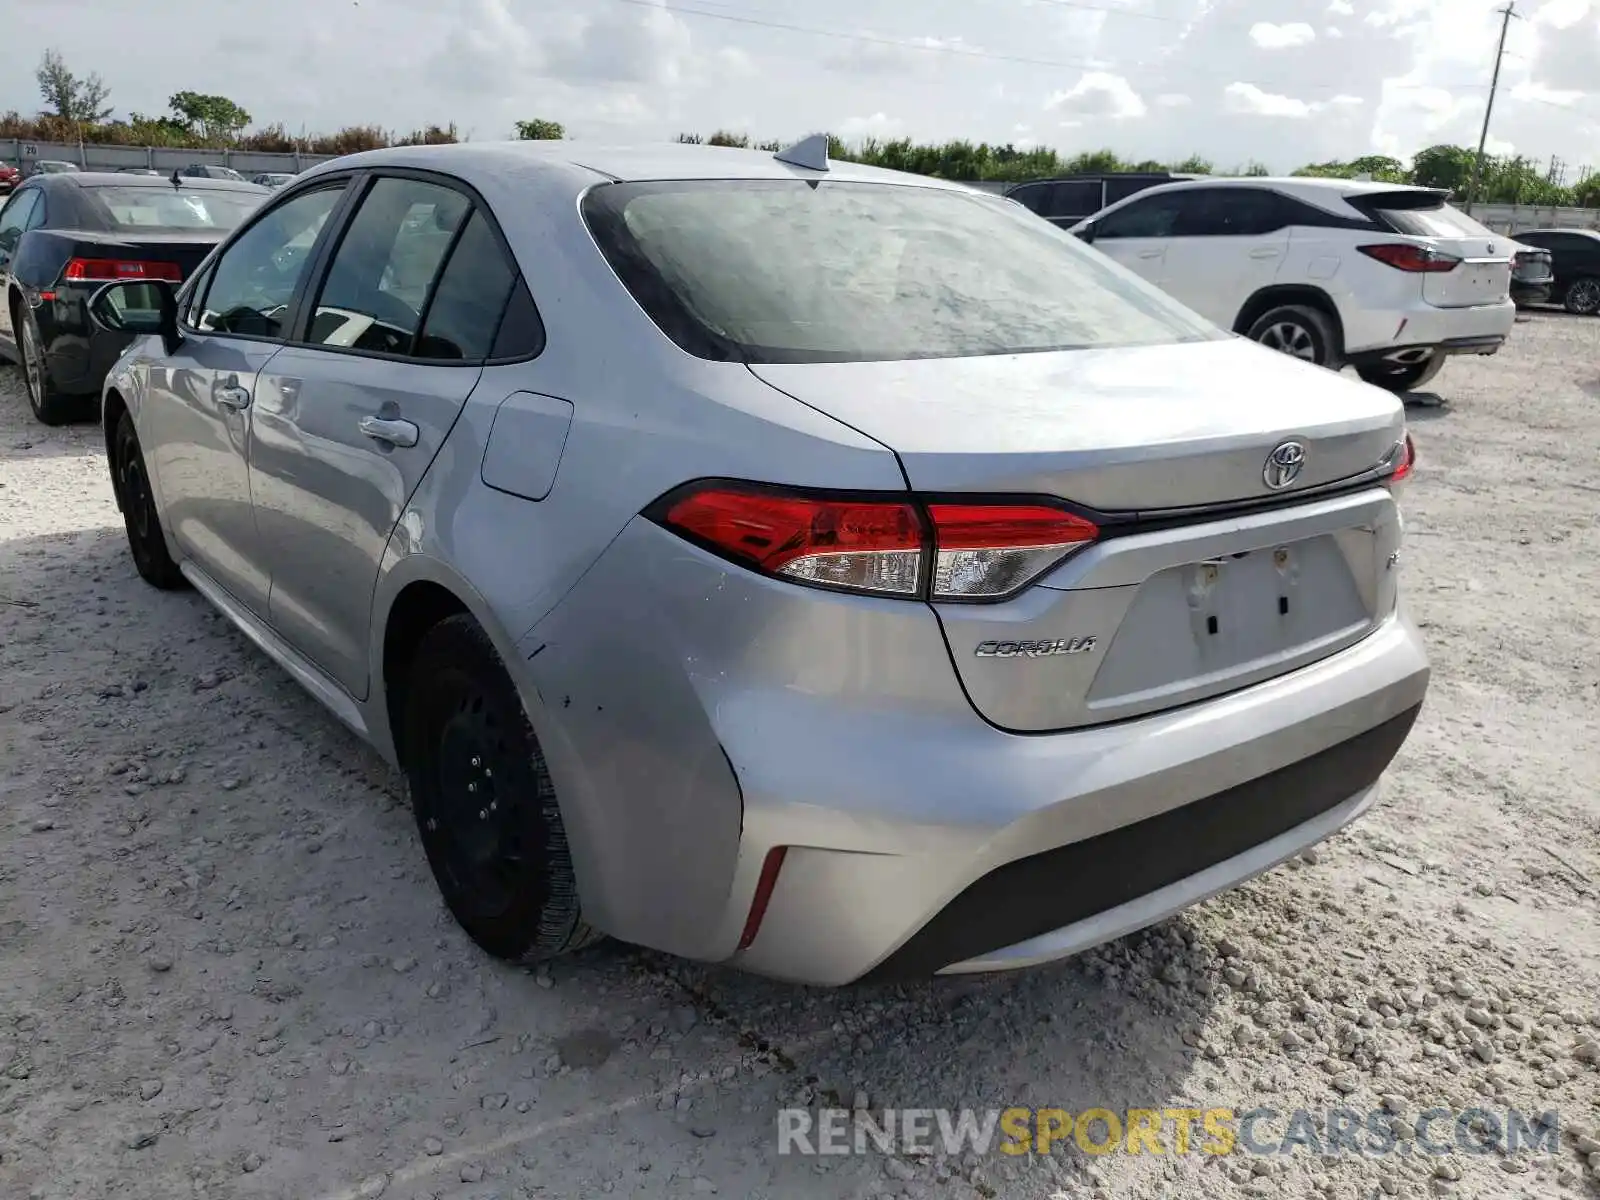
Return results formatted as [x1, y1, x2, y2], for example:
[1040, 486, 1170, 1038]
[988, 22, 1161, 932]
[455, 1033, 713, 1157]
[625, 0, 1493, 97]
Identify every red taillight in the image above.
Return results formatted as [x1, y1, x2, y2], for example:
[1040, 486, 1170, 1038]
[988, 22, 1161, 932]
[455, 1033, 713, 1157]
[1387, 433, 1415, 485]
[1357, 243, 1459, 273]
[62, 257, 183, 284]
[655, 484, 1099, 602]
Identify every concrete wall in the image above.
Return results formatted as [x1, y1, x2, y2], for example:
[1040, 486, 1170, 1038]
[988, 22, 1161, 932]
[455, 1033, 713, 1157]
[2, 137, 342, 176]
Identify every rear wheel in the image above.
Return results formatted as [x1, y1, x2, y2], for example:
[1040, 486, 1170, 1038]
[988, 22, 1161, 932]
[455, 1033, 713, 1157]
[19, 308, 80, 426]
[401, 615, 601, 964]
[1246, 305, 1340, 368]
[1564, 276, 1600, 315]
[112, 411, 186, 590]
[1356, 354, 1445, 394]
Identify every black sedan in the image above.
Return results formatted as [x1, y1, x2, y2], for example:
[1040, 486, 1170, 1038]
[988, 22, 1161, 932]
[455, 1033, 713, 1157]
[1512, 228, 1600, 315]
[0, 171, 268, 424]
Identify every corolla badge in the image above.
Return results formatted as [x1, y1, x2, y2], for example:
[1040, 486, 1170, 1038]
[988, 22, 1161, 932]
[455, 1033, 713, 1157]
[975, 637, 1097, 658]
[1262, 440, 1307, 490]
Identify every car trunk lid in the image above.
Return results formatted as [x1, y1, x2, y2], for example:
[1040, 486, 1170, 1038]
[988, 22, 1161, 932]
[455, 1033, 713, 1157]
[750, 337, 1407, 732]
[1349, 188, 1515, 309]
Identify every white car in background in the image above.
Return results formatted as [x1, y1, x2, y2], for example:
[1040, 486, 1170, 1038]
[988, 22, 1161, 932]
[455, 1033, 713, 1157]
[1070, 177, 1518, 393]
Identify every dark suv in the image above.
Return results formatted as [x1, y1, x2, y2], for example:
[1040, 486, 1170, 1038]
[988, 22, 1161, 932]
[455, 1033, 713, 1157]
[1511, 228, 1600, 315]
[1003, 172, 1197, 228]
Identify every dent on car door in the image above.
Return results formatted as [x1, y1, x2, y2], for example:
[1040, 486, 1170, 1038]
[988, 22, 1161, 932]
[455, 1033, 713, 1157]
[139, 182, 348, 615]
[249, 175, 521, 700]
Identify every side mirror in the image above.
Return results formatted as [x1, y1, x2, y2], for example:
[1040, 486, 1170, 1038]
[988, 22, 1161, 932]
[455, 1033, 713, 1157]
[88, 279, 182, 355]
[1075, 221, 1096, 243]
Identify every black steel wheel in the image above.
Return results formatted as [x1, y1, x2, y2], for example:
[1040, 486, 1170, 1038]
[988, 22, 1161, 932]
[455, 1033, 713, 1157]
[112, 411, 186, 589]
[402, 615, 600, 963]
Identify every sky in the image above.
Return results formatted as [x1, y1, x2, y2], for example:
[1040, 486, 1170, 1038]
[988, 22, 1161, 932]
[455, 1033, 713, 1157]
[4, 0, 1598, 177]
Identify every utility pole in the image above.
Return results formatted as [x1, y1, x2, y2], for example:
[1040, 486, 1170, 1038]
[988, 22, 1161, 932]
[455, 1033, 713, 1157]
[1464, 1, 1521, 216]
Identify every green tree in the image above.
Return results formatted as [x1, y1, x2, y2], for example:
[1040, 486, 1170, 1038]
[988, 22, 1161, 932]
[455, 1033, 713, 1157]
[1169, 154, 1214, 175]
[35, 49, 112, 124]
[168, 92, 252, 142]
[1410, 144, 1475, 193]
[514, 118, 564, 140]
[1573, 171, 1600, 209]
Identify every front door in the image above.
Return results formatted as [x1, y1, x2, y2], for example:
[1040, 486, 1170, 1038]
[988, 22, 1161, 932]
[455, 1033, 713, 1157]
[248, 177, 520, 699]
[1087, 191, 1186, 290]
[1156, 187, 1292, 326]
[139, 182, 348, 614]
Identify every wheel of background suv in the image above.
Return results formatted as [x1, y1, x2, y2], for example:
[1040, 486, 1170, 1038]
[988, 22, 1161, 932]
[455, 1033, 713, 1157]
[1564, 276, 1600, 316]
[1246, 305, 1339, 368]
[18, 307, 77, 426]
[112, 411, 187, 590]
[1356, 354, 1445, 395]
[402, 614, 602, 964]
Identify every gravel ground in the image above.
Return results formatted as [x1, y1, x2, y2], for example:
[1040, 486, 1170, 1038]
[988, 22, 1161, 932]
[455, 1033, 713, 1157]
[2, 317, 1599, 1200]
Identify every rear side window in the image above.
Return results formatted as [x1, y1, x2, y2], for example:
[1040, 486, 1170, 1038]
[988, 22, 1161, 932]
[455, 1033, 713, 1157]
[307, 177, 471, 356]
[87, 185, 264, 232]
[414, 211, 518, 360]
[1175, 188, 1287, 237]
[582, 179, 1219, 363]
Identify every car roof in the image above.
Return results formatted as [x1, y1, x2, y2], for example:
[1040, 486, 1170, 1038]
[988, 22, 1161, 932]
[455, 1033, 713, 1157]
[296, 139, 973, 192]
[40, 171, 269, 192]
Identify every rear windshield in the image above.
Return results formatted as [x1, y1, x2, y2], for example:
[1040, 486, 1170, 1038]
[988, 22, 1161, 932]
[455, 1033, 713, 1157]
[87, 185, 263, 232]
[582, 179, 1221, 364]
[1367, 198, 1495, 240]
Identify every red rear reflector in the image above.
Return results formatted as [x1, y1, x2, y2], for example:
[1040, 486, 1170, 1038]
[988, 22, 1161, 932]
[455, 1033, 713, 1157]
[62, 257, 183, 283]
[737, 846, 788, 951]
[1357, 243, 1459, 273]
[655, 484, 1100, 601]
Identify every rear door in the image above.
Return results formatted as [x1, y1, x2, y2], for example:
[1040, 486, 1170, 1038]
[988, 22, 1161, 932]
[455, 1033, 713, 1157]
[1086, 191, 1186, 287]
[1155, 186, 1291, 327]
[248, 172, 521, 699]
[1355, 190, 1514, 307]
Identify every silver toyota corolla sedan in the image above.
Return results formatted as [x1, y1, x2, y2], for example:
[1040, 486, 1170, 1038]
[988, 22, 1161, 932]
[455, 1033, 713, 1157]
[88, 138, 1429, 986]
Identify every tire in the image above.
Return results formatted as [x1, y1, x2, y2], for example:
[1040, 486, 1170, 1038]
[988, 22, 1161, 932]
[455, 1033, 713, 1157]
[401, 614, 602, 964]
[111, 411, 187, 590]
[1245, 305, 1340, 368]
[1356, 354, 1445, 394]
[18, 306, 81, 426]
[1563, 276, 1600, 316]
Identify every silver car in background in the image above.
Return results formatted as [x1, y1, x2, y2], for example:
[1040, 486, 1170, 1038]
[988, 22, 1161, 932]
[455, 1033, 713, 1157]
[88, 139, 1429, 986]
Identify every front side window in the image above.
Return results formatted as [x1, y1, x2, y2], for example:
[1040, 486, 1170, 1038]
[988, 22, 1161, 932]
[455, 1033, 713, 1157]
[306, 176, 471, 356]
[1093, 193, 1185, 240]
[583, 180, 1218, 364]
[192, 184, 344, 338]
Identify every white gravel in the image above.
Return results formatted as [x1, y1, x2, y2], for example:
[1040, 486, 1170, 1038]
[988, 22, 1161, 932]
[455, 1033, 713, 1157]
[1, 317, 1598, 1200]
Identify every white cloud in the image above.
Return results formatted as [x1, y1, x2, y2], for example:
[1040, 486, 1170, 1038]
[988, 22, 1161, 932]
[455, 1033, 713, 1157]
[1327, 0, 1355, 12]
[838, 112, 906, 138]
[1224, 81, 1314, 118]
[1045, 71, 1148, 120]
[1250, 22, 1316, 49]
[1325, 26, 1345, 38]
[1156, 93, 1193, 108]
[1509, 80, 1586, 106]
[1532, 0, 1592, 28]
[1331, 94, 1365, 106]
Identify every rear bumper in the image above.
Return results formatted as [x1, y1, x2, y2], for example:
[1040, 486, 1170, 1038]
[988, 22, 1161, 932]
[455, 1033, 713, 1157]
[1342, 298, 1515, 358]
[730, 611, 1428, 985]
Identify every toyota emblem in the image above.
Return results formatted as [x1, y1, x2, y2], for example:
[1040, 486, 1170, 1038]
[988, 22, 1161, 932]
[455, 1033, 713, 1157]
[1262, 440, 1307, 490]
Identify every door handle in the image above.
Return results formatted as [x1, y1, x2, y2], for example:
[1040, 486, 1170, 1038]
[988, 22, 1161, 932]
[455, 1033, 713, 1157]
[1249, 248, 1281, 259]
[359, 415, 419, 448]
[215, 384, 251, 410]
[1137, 249, 1163, 259]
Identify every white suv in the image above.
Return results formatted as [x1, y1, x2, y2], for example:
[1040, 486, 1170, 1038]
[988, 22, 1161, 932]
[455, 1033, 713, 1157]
[1069, 177, 1518, 393]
